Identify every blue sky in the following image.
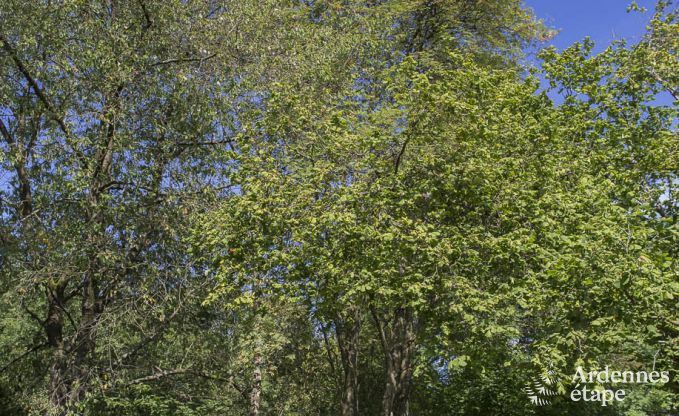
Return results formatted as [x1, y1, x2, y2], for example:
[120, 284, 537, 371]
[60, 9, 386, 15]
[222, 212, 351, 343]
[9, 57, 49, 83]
[0, 2, 671, 197]
[523, 0, 678, 105]
[525, 0, 656, 51]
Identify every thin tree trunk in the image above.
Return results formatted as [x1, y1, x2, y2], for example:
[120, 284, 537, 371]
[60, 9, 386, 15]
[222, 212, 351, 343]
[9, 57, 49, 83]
[249, 352, 262, 416]
[248, 287, 263, 416]
[45, 284, 68, 413]
[337, 307, 361, 416]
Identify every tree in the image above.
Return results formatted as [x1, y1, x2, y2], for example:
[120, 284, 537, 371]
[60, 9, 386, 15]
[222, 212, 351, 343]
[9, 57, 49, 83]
[192, 2, 677, 415]
[1, 0, 676, 415]
[0, 0, 293, 413]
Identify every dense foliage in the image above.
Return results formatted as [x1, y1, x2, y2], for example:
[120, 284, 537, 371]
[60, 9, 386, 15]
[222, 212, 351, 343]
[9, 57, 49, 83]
[0, 1, 676, 415]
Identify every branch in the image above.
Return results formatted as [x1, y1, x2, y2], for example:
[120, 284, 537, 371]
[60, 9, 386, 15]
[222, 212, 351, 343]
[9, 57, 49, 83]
[0, 36, 58, 117]
[394, 118, 420, 174]
[115, 368, 249, 402]
[92, 86, 124, 185]
[649, 68, 678, 101]
[1, 116, 33, 216]
[368, 302, 389, 359]
[138, 0, 153, 31]
[320, 322, 337, 376]
[20, 298, 45, 326]
[126, 368, 188, 385]
[394, 136, 411, 174]
[189, 371, 250, 402]
[0, 342, 48, 373]
[176, 138, 234, 147]
[47, 286, 78, 332]
[0, 35, 88, 169]
[116, 305, 181, 365]
[149, 53, 217, 68]
[0, 118, 13, 144]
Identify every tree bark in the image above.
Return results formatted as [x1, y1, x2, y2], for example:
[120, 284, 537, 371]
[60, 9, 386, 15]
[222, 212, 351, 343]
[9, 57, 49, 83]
[45, 284, 68, 413]
[70, 265, 104, 404]
[372, 306, 416, 416]
[249, 352, 262, 416]
[336, 307, 361, 416]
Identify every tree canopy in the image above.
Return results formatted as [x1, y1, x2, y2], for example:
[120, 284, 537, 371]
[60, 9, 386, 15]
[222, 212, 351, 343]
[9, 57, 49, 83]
[0, 1, 676, 415]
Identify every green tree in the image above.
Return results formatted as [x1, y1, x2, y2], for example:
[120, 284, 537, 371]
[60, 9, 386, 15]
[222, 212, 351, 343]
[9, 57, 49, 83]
[192, 3, 677, 415]
[1, 0, 675, 415]
[0, 0, 296, 413]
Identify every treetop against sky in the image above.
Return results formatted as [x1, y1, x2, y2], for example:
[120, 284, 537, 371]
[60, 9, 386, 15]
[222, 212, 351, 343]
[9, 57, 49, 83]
[0, 1, 676, 415]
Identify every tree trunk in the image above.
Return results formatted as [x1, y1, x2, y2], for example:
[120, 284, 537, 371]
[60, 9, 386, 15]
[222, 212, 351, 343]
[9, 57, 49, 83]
[337, 307, 361, 416]
[71, 267, 103, 404]
[249, 352, 262, 416]
[249, 289, 263, 416]
[44, 271, 104, 413]
[372, 306, 416, 416]
[45, 284, 68, 413]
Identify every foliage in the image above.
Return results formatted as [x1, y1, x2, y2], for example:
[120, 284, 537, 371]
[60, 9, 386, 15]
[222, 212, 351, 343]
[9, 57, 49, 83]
[0, 0, 676, 415]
